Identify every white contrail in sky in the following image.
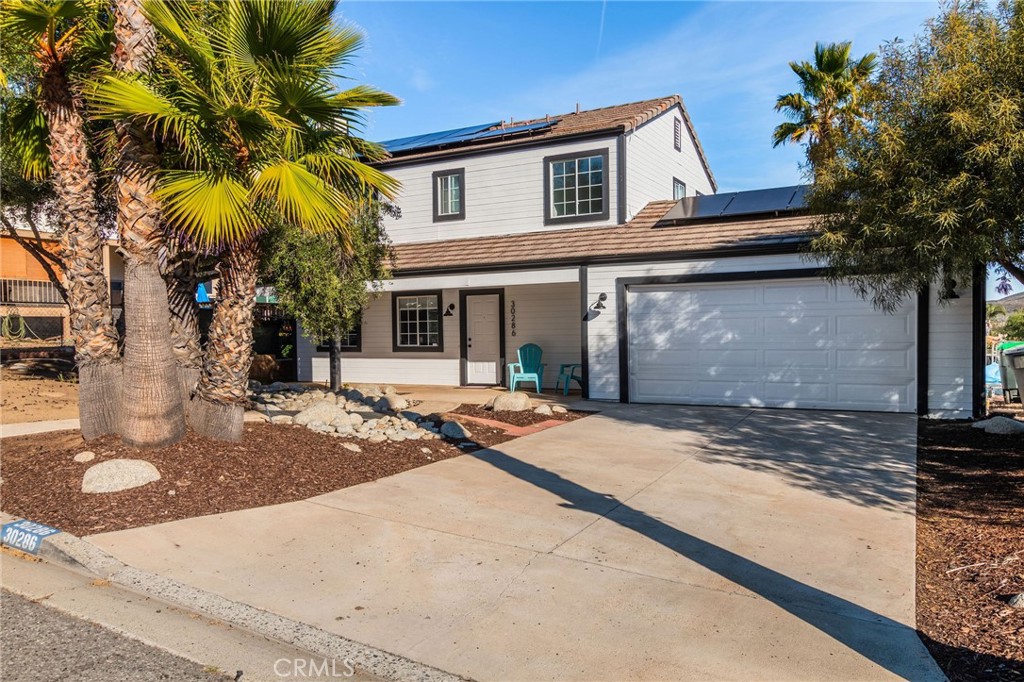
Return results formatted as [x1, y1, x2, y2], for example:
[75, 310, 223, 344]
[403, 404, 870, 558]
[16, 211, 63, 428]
[595, 0, 608, 62]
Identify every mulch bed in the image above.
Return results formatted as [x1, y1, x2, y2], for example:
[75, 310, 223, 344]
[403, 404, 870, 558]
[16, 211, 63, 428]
[0, 424, 463, 537]
[449, 403, 589, 427]
[916, 419, 1024, 681]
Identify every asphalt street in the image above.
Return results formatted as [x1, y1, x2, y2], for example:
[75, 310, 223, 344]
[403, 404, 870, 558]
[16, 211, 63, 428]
[1, 589, 231, 682]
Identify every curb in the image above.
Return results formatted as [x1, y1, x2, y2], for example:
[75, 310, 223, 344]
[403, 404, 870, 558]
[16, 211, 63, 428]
[0, 512, 466, 682]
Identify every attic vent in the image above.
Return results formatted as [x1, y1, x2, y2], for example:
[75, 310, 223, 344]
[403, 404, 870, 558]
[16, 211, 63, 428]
[673, 118, 682, 151]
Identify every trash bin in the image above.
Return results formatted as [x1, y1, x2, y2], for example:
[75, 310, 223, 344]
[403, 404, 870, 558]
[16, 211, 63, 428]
[1005, 345, 1024, 404]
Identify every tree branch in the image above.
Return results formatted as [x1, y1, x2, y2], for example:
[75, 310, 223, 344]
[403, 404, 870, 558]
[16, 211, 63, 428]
[998, 259, 1024, 288]
[0, 213, 69, 303]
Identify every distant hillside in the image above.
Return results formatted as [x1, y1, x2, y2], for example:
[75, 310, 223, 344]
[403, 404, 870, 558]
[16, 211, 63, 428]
[989, 291, 1024, 313]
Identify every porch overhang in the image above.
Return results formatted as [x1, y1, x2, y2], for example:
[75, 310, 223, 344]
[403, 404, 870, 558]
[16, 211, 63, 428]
[378, 266, 580, 292]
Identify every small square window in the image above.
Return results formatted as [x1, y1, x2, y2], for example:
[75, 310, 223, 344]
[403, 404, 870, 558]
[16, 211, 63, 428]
[432, 169, 465, 222]
[673, 178, 686, 200]
[393, 292, 443, 352]
[673, 118, 682, 151]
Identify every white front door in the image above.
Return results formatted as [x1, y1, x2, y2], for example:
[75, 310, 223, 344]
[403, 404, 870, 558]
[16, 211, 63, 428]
[466, 294, 501, 385]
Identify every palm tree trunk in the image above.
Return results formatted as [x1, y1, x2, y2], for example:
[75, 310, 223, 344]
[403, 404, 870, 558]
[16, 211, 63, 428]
[190, 237, 259, 441]
[111, 0, 186, 448]
[163, 240, 204, 411]
[38, 64, 121, 440]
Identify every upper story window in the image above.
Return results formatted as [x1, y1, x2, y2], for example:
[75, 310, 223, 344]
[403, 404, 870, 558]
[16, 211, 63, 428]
[432, 168, 465, 222]
[393, 292, 444, 352]
[543, 149, 609, 225]
[673, 178, 686, 200]
[673, 118, 682, 151]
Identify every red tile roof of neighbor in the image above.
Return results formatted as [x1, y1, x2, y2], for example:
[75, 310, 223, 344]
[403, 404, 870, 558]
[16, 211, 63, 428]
[391, 201, 817, 273]
[381, 95, 717, 192]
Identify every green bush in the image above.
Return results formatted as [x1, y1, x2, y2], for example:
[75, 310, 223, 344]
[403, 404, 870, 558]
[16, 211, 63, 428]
[1003, 311, 1024, 340]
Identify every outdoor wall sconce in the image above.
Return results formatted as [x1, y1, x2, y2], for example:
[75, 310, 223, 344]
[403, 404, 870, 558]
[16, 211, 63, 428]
[442, 303, 456, 317]
[583, 293, 608, 321]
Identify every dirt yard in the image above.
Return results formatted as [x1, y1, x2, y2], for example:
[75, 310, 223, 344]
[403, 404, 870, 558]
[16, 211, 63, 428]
[1, 358, 79, 424]
[916, 418, 1024, 681]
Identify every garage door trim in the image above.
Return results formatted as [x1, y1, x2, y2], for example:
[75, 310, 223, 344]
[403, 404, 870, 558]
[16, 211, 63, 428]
[614, 268, 930, 413]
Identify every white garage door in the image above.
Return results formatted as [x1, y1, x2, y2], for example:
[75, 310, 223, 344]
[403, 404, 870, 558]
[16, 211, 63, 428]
[627, 278, 917, 412]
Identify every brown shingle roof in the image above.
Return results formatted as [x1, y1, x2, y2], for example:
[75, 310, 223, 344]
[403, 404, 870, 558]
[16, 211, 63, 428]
[392, 201, 815, 273]
[381, 95, 716, 192]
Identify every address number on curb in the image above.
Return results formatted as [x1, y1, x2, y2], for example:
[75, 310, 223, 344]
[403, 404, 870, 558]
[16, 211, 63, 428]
[1, 519, 60, 554]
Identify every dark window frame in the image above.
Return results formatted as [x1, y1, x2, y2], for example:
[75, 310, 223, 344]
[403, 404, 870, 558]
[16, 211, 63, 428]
[432, 168, 465, 223]
[673, 117, 682, 151]
[672, 177, 686, 200]
[391, 290, 445, 353]
[543, 148, 610, 226]
[316, 321, 362, 353]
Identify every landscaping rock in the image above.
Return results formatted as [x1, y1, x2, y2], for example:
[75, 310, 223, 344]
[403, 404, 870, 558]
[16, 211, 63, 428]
[270, 415, 294, 425]
[383, 395, 409, 411]
[73, 451, 95, 463]
[348, 413, 364, 427]
[440, 420, 473, 440]
[534, 404, 553, 416]
[490, 392, 533, 412]
[244, 410, 270, 423]
[1008, 593, 1024, 609]
[82, 459, 161, 494]
[400, 410, 423, 423]
[384, 385, 398, 395]
[294, 400, 344, 427]
[368, 433, 387, 444]
[971, 416, 1024, 435]
[551, 405, 568, 414]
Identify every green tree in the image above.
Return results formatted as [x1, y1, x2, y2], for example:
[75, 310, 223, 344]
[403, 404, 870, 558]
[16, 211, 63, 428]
[264, 202, 396, 390]
[807, 1, 1024, 311]
[772, 41, 878, 169]
[91, 0, 399, 439]
[1003, 311, 1024, 338]
[1, 0, 122, 438]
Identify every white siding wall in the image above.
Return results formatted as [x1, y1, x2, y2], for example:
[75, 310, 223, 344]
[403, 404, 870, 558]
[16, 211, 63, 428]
[504, 283, 581, 388]
[298, 282, 581, 388]
[381, 137, 619, 244]
[624, 107, 715, 221]
[926, 285, 975, 418]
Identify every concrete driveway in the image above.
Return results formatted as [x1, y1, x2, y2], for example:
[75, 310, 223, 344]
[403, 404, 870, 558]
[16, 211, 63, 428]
[88, 405, 943, 681]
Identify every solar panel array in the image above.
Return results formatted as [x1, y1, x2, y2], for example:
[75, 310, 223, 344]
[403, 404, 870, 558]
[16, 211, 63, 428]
[657, 185, 808, 224]
[380, 120, 557, 154]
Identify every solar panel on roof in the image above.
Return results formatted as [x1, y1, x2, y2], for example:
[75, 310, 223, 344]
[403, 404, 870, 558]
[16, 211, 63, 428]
[657, 185, 808, 225]
[380, 121, 500, 153]
[468, 120, 556, 141]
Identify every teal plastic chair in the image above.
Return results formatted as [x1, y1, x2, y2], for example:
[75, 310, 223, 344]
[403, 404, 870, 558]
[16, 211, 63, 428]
[508, 343, 545, 393]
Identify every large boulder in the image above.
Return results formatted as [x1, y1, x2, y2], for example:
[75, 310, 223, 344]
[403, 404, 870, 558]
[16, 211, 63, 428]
[441, 420, 473, 440]
[491, 392, 533, 412]
[294, 400, 345, 426]
[82, 459, 161, 494]
[383, 395, 409, 411]
[534, 404, 553, 416]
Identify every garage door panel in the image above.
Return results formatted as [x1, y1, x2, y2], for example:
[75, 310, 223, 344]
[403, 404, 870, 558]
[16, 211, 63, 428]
[627, 278, 916, 412]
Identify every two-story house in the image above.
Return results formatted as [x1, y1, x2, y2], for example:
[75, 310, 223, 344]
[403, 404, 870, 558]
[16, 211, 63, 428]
[296, 95, 982, 418]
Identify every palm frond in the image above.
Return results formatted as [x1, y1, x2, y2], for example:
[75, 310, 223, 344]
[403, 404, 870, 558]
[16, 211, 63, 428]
[2, 94, 51, 180]
[155, 170, 259, 249]
[250, 159, 355, 234]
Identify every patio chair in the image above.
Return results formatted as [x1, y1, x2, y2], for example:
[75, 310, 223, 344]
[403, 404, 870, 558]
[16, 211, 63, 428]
[508, 343, 545, 393]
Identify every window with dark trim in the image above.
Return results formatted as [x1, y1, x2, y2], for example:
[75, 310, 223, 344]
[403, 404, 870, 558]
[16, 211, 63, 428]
[392, 291, 443, 352]
[673, 118, 682, 151]
[673, 178, 686, 200]
[316, 323, 362, 353]
[543, 148, 610, 226]
[432, 168, 465, 222]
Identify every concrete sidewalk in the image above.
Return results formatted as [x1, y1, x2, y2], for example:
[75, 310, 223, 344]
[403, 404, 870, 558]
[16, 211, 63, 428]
[86, 405, 943, 681]
[0, 418, 80, 438]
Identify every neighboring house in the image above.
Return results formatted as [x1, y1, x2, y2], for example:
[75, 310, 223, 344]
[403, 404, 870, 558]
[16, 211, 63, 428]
[0, 229, 124, 346]
[296, 95, 982, 418]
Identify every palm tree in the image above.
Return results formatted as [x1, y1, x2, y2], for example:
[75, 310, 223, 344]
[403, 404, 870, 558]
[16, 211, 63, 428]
[109, 0, 186, 448]
[91, 0, 399, 440]
[1, 0, 122, 439]
[772, 41, 877, 169]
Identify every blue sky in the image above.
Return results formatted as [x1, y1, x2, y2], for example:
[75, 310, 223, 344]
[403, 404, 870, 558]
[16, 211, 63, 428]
[336, 1, 1010, 298]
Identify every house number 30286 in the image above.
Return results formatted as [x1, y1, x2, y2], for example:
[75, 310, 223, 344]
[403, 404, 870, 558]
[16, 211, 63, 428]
[510, 301, 516, 337]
